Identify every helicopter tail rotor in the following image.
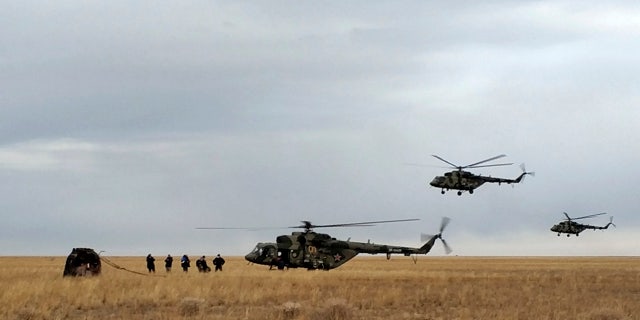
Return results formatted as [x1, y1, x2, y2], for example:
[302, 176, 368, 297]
[605, 217, 616, 229]
[515, 163, 535, 183]
[440, 216, 451, 233]
[420, 217, 452, 254]
[441, 238, 453, 255]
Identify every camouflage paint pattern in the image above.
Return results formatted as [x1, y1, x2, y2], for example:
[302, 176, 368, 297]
[245, 218, 450, 270]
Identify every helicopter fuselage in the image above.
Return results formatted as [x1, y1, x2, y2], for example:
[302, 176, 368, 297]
[550, 221, 589, 236]
[244, 231, 442, 270]
[430, 171, 485, 193]
[430, 170, 528, 195]
[550, 220, 613, 237]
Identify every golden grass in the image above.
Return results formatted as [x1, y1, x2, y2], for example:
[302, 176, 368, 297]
[1, 256, 639, 319]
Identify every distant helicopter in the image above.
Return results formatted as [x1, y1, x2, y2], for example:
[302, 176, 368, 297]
[198, 218, 451, 270]
[429, 154, 534, 195]
[550, 212, 615, 237]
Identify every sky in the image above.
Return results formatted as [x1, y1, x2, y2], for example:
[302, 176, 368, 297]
[1, 1, 639, 257]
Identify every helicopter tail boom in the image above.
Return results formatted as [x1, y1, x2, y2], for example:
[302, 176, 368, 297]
[602, 217, 616, 230]
[582, 217, 615, 231]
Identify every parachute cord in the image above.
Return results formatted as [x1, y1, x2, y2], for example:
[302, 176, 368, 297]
[100, 256, 166, 277]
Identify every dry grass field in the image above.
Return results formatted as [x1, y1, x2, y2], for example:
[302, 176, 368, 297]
[1, 256, 639, 320]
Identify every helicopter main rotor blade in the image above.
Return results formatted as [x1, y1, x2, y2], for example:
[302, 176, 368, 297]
[463, 154, 507, 169]
[289, 218, 420, 230]
[431, 155, 459, 168]
[563, 212, 572, 221]
[466, 163, 513, 169]
[403, 163, 451, 169]
[571, 212, 607, 220]
[196, 226, 286, 231]
[199, 218, 419, 231]
[196, 227, 251, 230]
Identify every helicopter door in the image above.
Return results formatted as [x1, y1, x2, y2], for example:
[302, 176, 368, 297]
[277, 249, 290, 264]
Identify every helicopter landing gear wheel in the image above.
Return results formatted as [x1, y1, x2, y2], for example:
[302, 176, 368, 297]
[441, 190, 445, 194]
[567, 234, 570, 237]
[469, 189, 474, 194]
[557, 233, 560, 236]
[457, 191, 462, 196]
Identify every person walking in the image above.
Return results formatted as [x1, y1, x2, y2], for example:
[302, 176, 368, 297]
[146, 254, 156, 273]
[197, 256, 211, 272]
[212, 254, 225, 272]
[181, 254, 190, 272]
[164, 254, 173, 272]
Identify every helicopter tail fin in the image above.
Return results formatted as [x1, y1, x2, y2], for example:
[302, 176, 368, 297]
[514, 163, 535, 183]
[604, 217, 616, 229]
[419, 234, 438, 254]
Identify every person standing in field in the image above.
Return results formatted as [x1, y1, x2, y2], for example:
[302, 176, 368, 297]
[164, 254, 173, 272]
[212, 254, 225, 272]
[146, 254, 156, 273]
[181, 254, 190, 272]
[197, 256, 211, 272]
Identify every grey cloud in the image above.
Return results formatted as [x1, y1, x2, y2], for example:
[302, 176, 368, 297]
[1, 1, 639, 256]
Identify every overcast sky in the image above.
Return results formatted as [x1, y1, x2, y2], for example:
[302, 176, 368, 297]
[1, 1, 639, 257]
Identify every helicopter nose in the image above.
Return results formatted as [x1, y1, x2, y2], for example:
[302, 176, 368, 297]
[244, 253, 257, 263]
[429, 178, 439, 187]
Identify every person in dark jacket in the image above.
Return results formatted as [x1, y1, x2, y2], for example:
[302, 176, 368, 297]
[164, 254, 173, 272]
[180, 254, 190, 272]
[212, 254, 225, 272]
[146, 254, 156, 273]
[196, 256, 211, 272]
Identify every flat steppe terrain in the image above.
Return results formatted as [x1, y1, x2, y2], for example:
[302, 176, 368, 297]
[1, 256, 639, 319]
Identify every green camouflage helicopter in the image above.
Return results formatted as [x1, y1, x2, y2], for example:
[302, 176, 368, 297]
[429, 154, 534, 195]
[199, 218, 451, 270]
[550, 212, 615, 237]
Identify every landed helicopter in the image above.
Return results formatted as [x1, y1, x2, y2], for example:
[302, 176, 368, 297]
[551, 212, 615, 237]
[429, 154, 534, 195]
[198, 218, 451, 270]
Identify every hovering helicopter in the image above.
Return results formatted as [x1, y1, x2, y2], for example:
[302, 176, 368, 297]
[429, 154, 534, 195]
[550, 212, 615, 237]
[198, 218, 451, 270]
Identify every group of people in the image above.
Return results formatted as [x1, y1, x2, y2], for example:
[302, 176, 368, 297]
[146, 254, 225, 273]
